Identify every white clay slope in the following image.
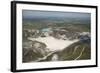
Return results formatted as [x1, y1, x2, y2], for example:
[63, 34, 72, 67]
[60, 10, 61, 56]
[28, 36, 79, 51]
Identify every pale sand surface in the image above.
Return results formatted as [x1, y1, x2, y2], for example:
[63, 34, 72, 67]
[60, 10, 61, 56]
[28, 36, 79, 51]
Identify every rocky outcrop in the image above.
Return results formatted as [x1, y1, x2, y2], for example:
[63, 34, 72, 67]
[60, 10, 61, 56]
[23, 40, 50, 62]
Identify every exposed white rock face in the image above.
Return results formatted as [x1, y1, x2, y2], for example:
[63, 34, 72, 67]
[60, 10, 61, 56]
[79, 32, 90, 38]
[28, 36, 79, 51]
[51, 54, 59, 61]
[33, 43, 41, 48]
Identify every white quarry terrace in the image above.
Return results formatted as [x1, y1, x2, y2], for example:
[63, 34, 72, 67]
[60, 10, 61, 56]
[28, 36, 79, 51]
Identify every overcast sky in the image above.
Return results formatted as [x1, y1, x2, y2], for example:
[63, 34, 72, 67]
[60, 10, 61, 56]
[22, 10, 91, 19]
